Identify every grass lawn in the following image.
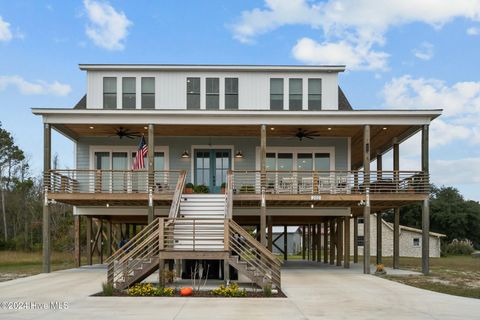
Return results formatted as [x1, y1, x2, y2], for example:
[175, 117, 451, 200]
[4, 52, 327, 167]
[0, 251, 99, 282]
[378, 255, 480, 299]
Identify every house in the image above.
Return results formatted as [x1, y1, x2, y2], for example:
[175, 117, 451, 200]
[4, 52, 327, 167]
[33, 64, 441, 289]
[271, 226, 302, 256]
[350, 215, 445, 258]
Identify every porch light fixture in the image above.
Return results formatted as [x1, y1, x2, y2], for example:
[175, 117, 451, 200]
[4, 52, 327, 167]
[181, 150, 190, 158]
[383, 127, 388, 130]
[144, 126, 148, 130]
[235, 150, 244, 159]
[106, 203, 110, 208]
[89, 126, 94, 129]
[327, 127, 332, 131]
[270, 127, 275, 131]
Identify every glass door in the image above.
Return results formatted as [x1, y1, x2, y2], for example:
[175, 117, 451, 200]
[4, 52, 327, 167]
[94, 152, 110, 192]
[194, 149, 231, 193]
[112, 152, 128, 192]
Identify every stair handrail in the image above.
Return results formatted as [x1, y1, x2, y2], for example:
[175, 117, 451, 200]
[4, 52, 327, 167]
[225, 170, 233, 219]
[168, 170, 187, 218]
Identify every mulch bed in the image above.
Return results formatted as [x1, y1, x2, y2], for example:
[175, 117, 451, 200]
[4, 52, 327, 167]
[92, 289, 286, 298]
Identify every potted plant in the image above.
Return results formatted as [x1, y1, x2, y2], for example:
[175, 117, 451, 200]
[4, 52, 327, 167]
[185, 183, 194, 194]
[193, 184, 209, 194]
[375, 264, 387, 275]
[221, 182, 226, 193]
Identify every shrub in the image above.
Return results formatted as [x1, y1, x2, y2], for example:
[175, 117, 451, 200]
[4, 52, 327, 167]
[185, 183, 194, 188]
[102, 282, 114, 296]
[127, 283, 174, 296]
[263, 284, 272, 297]
[211, 283, 247, 297]
[193, 185, 209, 193]
[444, 239, 475, 256]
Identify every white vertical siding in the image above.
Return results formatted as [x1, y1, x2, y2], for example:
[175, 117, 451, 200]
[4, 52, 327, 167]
[85, 70, 340, 110]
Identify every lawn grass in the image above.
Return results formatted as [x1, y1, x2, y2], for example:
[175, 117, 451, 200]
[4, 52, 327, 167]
[0, 250, 99, 282]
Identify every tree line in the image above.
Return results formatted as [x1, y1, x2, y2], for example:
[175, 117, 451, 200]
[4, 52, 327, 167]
[0, 123, 479, 251]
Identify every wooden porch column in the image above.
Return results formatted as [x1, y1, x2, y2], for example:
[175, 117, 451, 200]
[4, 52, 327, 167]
[267, 216, 273, 251]
[363, 124, 371, 274]
[283, 225, 288, 261]
[344, 217, 350, 268]
[353, 216, 358, 263]
[316, 223, 321, 262]
[323, 221, 328, 263]
[260, 124, 267, 246]
[306, 224, 311, 261]
[42, 123, 51, 273]
[376, 153, 383, 265]
[336, 218, 343, 267]
[107, 219, 113, 257]
[148, 124, 155, 224]
[74, 216, 81, 268]
[86, 216, 92, 265]
[302, 225, 306, 259]
[99, 219, 104, 264]
[393, 137, 400, 269]
[329, 220, 335, 265]
[311, 224, 316, 261]
[422, 124, 430, 275]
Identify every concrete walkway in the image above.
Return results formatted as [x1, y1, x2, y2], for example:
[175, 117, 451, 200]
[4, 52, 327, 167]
[0, 263, 478, 320]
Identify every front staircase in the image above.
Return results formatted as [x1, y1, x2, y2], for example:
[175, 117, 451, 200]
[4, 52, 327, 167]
[106, 171, 281, 290]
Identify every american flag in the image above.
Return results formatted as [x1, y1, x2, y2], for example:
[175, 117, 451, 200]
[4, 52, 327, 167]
[132, 136, 148, 170]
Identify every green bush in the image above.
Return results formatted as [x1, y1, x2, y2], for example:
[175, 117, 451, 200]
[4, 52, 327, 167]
[211, 283, 247, 297]
[185, 182, 194, 188]
[127, 283, 174, 296]
[263, 284, 272, 297]
[102, 282, 114, 296]
[193, 185, 209, 193]
[444, 239, 474, 256]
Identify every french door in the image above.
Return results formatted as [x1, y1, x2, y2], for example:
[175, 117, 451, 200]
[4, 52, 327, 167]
[194, 149, 231, 193]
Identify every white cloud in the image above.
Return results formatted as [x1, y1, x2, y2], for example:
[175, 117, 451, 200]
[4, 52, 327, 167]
[232, 0, 480, 70]
[412, 42, 434, 61]
[0, 75, 71, 96]
[0, 16, 13, 42]
[466, 27, 480, 35]
[83, 0, 132, 51]
[292, 37, 389, 70]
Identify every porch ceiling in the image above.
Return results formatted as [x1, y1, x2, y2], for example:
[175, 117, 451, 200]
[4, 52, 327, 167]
[56, 123, 419, 170]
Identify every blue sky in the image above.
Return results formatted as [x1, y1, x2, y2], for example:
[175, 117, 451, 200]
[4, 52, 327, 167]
[0, 0, 479, 200]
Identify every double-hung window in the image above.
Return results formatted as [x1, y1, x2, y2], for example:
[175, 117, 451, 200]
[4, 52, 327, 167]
[206, 78, 219, 110]
[225, 78, 238, 110]
[270, 78, 284, 110]
[103, 77, 117, 109]
[141, 77, 155, 109]
[308, 79, 322, 110]
[289, 78, 302, 111]
[122, 77, 136, 109]
[187, 77, 200, 109]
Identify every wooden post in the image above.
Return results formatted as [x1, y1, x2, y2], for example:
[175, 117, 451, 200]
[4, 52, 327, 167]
[159, 259, 165, 286]
[323, 221, 328, 263]
[317, 224, 321, 262]
[267, 216, 273, 251]
[302, 225, 306, 259]
[312, 224, 316, 261]
[422, 124, 430, 275]
[336, 218, 343, 267]
[74, 216, 81, 268]
[107, 219, 113, 257]
[42, 123, 51, 273]
[283, 225, 288, 261]
[393, 138, 400, 190]
[353, 216, 358, 263]
[306, 224, 311, 261]
[329, 220, 335, 265]
[148, 124, 155, 224]
[393, 208, 400, 269]
[363, 124, 371, 274]
[376, 212, 382, 265]
[86, 216, 92, 265]
[260, 124, 267, 246]
[344, 217, 350, 268]
[99, 219, 104, 264]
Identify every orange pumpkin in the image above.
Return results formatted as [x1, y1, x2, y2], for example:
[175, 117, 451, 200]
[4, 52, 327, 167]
[180, 287, 193, 296]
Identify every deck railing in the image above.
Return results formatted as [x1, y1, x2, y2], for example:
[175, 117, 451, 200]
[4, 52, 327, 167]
[45, 169, 182, 194]
[232, 170, 429, 195]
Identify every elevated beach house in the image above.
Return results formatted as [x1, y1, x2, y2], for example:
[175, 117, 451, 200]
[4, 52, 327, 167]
[33, 64, 441, 289]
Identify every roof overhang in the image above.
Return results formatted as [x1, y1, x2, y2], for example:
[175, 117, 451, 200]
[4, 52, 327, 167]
[78, 64, 346, 73]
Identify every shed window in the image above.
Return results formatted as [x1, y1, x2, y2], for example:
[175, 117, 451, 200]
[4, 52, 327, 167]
[413, 238, 420, 247]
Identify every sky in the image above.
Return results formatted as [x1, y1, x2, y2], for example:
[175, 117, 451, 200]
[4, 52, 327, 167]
[0, 0, 479, 201]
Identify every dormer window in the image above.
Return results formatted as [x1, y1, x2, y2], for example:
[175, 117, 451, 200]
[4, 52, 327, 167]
[289, 78, 302, 111]
[270, 78, 284, 111]
[225, 78, 238, 110]
[122, 77, 136, 109]
[308, 79, 322, 110]
[141, 77, 155, 109]
[187, 77, 200, 109]
[206, 78, 219, 110]
[103, 77, 117, 109]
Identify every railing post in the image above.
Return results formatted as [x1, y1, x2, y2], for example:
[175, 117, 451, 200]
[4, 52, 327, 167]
[159, 218, 164, 251]
[224, 219, 230, 251]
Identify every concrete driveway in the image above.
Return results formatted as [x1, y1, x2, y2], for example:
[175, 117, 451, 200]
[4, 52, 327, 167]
[0, 263, 478, 320]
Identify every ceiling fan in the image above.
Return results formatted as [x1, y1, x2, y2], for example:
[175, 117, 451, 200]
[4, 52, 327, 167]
[291, 128, 321, 141]
[112, 127, 141, 139]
